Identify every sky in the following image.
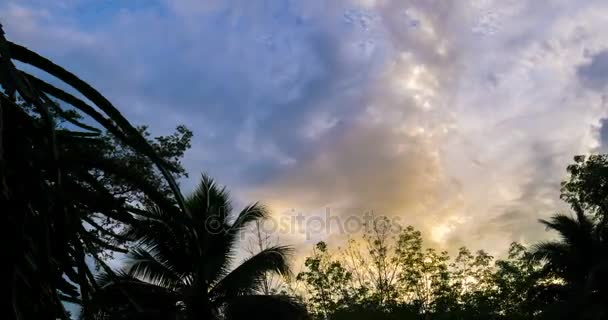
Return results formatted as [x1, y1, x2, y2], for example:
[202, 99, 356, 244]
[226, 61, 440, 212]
[2, 0, 607, 257]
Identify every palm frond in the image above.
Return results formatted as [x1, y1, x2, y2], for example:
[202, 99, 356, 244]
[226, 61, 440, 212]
[87, 271, 178, 320]
[204, 204, 269, 285]
[203, 231, 238, 285]
[95, 270, 146, 289]
[125, 214, 195, 277]
[2, 26, 188, 320]
[7, 40, 187, 212]
[539, 213, 594, 248]
[22, 72, 128, 141]
[186, 174, 232, 224]
[530, 241, 570, 272]
[210, 245, 293, 298]
[533, 209, 603, 289]
[127, 247, 184, 290]
[229, 202, 269, 234]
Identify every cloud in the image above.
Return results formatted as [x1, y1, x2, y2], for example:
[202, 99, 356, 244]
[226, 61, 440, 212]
[2, 0, 607, 255]
[249, 0, 608, 253]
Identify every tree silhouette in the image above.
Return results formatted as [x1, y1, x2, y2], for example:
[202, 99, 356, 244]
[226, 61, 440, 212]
[531, 206, 607, 320]
[1, 25, 190, 319]
[492, 243, 545, 320]
[86, 175, 308, 320]
[527, 154, 608, 320]
[560, 154, 607, 224]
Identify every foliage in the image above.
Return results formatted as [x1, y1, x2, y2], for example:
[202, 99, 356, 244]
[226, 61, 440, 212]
[491, 243, 545, 320]
[295, 155, 607, 320]
[1, 26, 190, 319]
[531, 208, 607, 320]
[561, 154, 607, 224]
[296, 241, 360, 318]
[534, 154, 608, 320]
[86, 175, 308, 320]
[298, 235, 547, 320]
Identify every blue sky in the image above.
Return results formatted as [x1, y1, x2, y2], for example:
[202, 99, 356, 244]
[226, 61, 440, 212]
[2, 0, 607, 255]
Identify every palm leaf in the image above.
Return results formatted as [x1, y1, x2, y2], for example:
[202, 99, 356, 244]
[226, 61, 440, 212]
[6, 40, 186, 212]
[229, 203, 269, 235]
[210, 245, 293, 298]
[126, 247, 184, 290]
[186, 174, 232, 225]
[87, 271, 179, 320]
[126, 215, 195, 277]
[539, 212, 594, 248]
[204, 203, 269, 284]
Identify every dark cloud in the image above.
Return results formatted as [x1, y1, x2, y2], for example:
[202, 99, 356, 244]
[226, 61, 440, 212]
[578, 49, 608, 91]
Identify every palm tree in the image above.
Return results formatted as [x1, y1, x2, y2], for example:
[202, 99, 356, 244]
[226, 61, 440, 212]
[531, 205, 607, 320]
[85, 175, 308, 320]
[2, 26, 189, 319]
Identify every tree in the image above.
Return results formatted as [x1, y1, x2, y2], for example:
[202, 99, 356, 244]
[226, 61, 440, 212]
[531, 207, 607, 320]
[297, 225, 502, 320]
[492, 242, 545, 320]
[296, 241, 359, 318]
[82, 124, 191, 261]
[362, 217, 401, 307]
[338, 216, 401, 309]
[393, 226, 452, 314]
[433, 247, 496, 319]
[560, 154, 608, 225]
[2, 26, 190, 319]
[526, 154, 608, 319]
[87, 175, 308, 320]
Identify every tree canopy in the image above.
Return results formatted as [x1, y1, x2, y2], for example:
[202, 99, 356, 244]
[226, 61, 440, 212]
[293, 155, 607, 320]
